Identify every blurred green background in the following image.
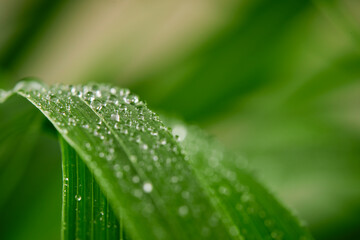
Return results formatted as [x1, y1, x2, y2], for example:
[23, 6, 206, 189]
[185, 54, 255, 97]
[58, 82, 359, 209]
[0, 0, 360, 239]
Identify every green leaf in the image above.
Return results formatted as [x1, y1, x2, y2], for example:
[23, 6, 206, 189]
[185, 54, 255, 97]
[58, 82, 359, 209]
[0, 81, 313, 240]
[60, 136, 121, 240]
[0, 96, 43, 208]
[165, 118, 313, 240]
[0, 95, 62, 240]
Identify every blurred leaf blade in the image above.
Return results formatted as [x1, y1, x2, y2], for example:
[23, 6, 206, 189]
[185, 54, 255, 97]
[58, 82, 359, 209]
[0, 106, 42, 208]
[0, 95, 62, 240]
[165, 118, 314, 240]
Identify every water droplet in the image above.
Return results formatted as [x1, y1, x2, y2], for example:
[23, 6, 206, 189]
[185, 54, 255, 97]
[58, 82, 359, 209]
[132, 176, 140, 183]
[241, 192, 252, 202]
[86, 91, 95, 101]
[85, 142, 92, 150]
[95, 90, 102, 98]
[68, 117, 76, 126]
[130, 155, 137, 163]
[49, 94, 59, 103]
[75, 195, 82, 201]
[143, 182, 153, 193]
[119, 89, 130, 97]
[229, 226, 238, 236]
[70, 86, 77, 95]
[133, 189, 143, 198]
[271, 230, 283, 240]
[91, 100, 102, 110]
[219, 186, 230, 195]
[110, 88, 117, 95]
[111, 113, 120, 122]
[178, 205, 189, 217]
[130, 95, 139, 105]
[171, 176, 178, 183]
[116, 172, 123, 179]
[181, 191, 190, 199]
[172, 125, 187, 141]
[160, 139, 167, 145]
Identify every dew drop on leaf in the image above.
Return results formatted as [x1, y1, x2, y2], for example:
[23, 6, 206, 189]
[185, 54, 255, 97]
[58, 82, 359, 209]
[160, 138, 167, 145]
[130, 155, 137, 163]
[171, 176, 178, 183]
[229, 226, 239, 236]
[95, 90, 102, 98]
[132, 176, 140, 183]
[133, 189, 143, 198]
[116, 172, 123, 179]
[110, 87, 117, 95]
[111, 113, 120, 122]
[75, 195, 82, 201]
[85, 142, 92, 150]
[181, 191, 190, 199]
[172, 125, 187, 142]
[85, 91, 95, 101]
[178, 205, 189, 217]
[143, 182, 153, 193]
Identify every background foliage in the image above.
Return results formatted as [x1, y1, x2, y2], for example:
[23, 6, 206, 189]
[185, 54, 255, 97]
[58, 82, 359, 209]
[0, 0, 359, 239]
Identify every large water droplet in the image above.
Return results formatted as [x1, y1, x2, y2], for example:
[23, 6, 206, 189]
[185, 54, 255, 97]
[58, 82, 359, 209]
[172, 125, 187, 142]
[75, 195, 82, 201]
[110, 88, 117, 95]
[86, 91, 95, 101]
[143, 182, 153, 193]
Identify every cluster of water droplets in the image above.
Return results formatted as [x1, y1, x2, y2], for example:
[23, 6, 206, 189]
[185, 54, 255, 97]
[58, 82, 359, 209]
[175, 122, 312, 240]
[80, 85, 213, 236]
[13, 82, 235, 239]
